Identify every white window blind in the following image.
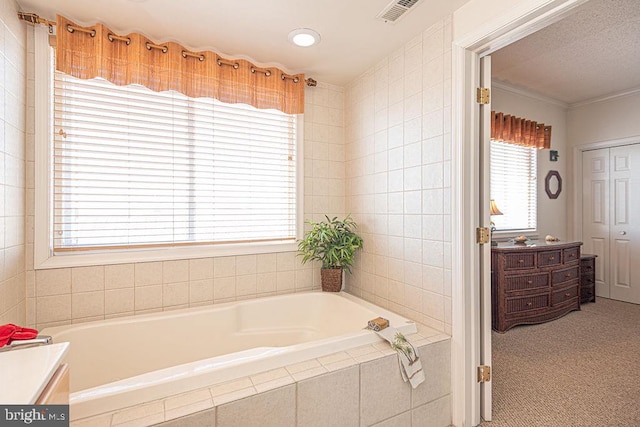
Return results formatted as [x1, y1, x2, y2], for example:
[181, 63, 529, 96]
[53, 71, 298, 252]
[490, 140, 537, 231]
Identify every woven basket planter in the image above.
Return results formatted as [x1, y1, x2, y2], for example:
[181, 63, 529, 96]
[321, 267, 343, 292]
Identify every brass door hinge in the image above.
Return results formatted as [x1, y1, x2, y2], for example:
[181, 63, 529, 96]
[478, 365, 491, 383]
[476, 227, 490, 244]
[476, 87, 490, 104]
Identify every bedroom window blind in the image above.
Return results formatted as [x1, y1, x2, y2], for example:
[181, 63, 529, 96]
[53, 71, 298, 252]
[490, 140, 537, 231]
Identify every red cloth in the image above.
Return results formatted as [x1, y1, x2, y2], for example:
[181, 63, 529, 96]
[0, 324, 39, 348]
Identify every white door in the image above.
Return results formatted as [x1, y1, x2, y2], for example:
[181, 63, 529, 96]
[582, 144, 640, 304]
[479, 55, 492, 423]
[609, 144, 640, 304]
[582, 149, 610, 298]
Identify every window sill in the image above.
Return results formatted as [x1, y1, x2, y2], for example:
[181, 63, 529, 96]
[34, 240, 299, 270]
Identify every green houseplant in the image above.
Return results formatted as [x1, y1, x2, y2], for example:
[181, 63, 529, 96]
[298, 215, 364, 292]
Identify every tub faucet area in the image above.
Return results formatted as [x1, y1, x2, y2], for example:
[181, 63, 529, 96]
[0, 335, 53, 352]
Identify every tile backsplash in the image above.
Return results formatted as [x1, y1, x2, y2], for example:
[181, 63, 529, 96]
[344, 17, 453, 334]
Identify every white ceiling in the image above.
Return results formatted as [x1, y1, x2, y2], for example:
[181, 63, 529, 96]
[491, 0, 640, 106]
[16, 0, 470, 86]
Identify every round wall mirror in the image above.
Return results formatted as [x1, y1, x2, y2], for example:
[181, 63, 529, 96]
[545, 170, 562, 199]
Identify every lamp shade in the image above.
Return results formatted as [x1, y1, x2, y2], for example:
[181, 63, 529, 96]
[490, 199, 503, 216]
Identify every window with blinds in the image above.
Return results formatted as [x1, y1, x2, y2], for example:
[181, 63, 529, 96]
[53, 71, 298, 252]
[490, 140, 537, 231]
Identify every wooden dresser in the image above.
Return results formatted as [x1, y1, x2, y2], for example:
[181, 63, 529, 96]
[491, 241, 582, 332]
[580, 254, 597, 304]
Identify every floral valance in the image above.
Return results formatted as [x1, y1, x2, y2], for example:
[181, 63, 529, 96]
[55, 15, 305, 114]
[491, 111, 552, 149]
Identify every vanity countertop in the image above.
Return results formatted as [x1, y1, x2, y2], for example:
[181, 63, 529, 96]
[0, 342, 69, 404]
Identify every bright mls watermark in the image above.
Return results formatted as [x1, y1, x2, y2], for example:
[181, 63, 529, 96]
[0, 406, 69, 426]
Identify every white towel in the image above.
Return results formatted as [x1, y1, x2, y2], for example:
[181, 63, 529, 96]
[376, 327, 425, 389]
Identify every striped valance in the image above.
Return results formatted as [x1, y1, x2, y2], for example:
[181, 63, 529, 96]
[55, 15, 305, 114]
[491, 111, 552, 149]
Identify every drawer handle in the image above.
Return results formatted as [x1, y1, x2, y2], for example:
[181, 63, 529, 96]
[527, 280, 533, 284]
[526, 302, 533, 306]
[564, 292, 571, 297]
[518, 259, 524, 264]
[548, 256, 555, 261]
[565, 273, 571, 278]
[570, 253, 575, 257]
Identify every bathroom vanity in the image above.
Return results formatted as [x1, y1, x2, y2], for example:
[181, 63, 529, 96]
[491, 241, 582, 332]
[0, 342, 69, 404]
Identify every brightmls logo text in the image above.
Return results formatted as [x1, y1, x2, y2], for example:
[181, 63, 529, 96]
[0, 406, 68, 426]
[4, 408, 47, 424]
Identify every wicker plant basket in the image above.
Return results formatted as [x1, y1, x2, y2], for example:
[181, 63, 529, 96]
[321, 267, 343, 292]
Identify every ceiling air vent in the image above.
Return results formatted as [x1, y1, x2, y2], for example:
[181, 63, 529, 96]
[377, 0, 423, 24]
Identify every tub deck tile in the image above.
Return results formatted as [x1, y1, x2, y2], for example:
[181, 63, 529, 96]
[212, 387, 257, 406]
[210, 377, 253, 398]
[323, 357, 359, 372]
[70, 413, 112, 427]
[254, 375, 295, 393]
[249, 367, 289, 385]
[291, 366, 328, 382]
[164, 388, 213, 412]
[165, 398, 213, 422]
[111, 401, 164, 426]
[346, 344, 379, 358]
[285, 359, 322, 375]
[318, 351, 351, 366]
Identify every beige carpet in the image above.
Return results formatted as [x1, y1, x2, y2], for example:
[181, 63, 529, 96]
[484, 298, 640, 427]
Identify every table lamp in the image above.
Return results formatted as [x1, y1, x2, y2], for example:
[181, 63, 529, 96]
[489, 199, 503, 246]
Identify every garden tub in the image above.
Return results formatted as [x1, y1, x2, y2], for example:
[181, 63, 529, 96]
[42, 291, 416, 420]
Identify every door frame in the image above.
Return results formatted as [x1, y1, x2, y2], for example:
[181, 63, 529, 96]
[451, 1, 590, 426]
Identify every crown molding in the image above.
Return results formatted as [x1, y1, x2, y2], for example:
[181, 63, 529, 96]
[569, 86, 640, 109]
[491, 80, 569, 109]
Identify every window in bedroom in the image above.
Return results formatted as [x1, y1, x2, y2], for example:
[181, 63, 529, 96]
[490, 140, 538, 231]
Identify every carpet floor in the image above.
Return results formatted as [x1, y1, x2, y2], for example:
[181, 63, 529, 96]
[484, 298, 640, 427]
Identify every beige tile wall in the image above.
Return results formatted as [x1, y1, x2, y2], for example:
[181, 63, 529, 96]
[344, 17, 453, 333]
[26, 83, 346, 329]
[0, 1, 27, 326]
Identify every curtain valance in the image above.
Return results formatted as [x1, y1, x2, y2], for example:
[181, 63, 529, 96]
[491, 111, 551, 149]
[55, 15, 305, 114]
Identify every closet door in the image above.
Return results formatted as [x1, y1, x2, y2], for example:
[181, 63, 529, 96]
[609, 144, 640, 304]
[582, 149, 610, 298]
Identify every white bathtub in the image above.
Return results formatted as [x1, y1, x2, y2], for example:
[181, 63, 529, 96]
[42, 291, 416, 421]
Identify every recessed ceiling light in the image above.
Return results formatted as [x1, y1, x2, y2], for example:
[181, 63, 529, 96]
[288, 28, 321, 47]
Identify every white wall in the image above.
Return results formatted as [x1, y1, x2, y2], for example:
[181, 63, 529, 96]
[0, 0, 27, 325]
[492, 85, 568, 240]
[568, 92, 640, 146]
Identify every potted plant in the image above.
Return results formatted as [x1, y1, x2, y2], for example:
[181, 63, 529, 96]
[298, 215, 364, 292]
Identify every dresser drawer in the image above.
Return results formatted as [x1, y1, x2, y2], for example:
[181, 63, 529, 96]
[581, 261, 595, 274]
[563, 247, 580, 263]
[580, 286, 595, 303]
[506, 294, 549, 314]
[538, 250, 561, 267]
[552, 285, 579, 305]
[552, 266, 580, 285]
[504, 253, 536, 270]
[504, 273, 549, 292]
